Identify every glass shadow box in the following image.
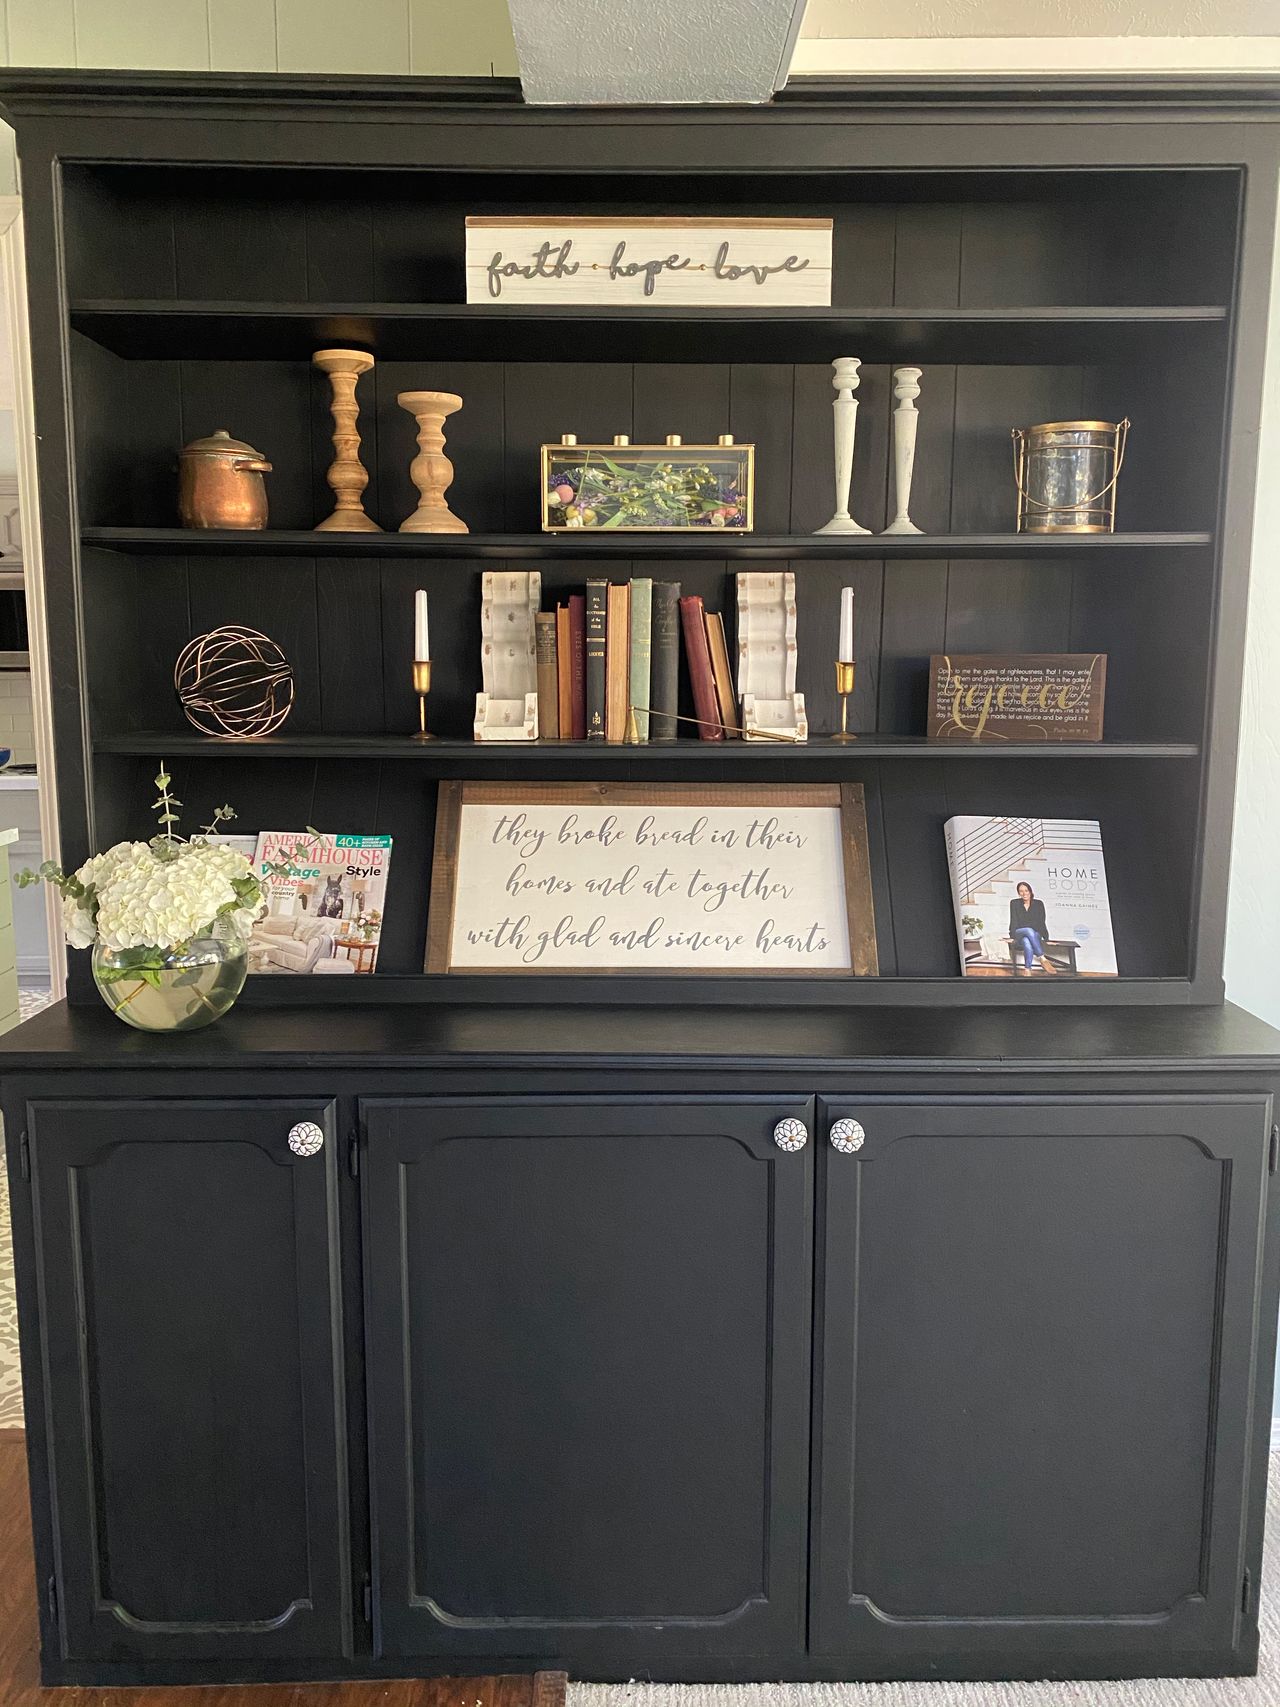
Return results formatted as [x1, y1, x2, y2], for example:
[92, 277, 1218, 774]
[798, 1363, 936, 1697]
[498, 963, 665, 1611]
[541, 433, 755, 532]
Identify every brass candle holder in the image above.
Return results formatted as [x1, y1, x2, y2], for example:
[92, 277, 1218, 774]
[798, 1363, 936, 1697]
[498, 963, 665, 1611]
[412, 659, 435, 741]
[834, 659, 856, 740]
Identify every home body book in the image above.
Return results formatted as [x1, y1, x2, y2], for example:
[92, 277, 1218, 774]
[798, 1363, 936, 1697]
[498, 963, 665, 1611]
[944, 816, 1117, 978]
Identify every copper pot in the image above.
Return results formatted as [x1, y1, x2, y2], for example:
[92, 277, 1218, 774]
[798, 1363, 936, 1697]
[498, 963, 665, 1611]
[178, 429, 273, 530]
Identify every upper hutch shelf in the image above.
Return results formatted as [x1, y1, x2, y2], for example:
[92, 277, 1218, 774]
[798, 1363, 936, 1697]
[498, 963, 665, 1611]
[81, 527, 1214, 561]
[68, 301, 1229, 364]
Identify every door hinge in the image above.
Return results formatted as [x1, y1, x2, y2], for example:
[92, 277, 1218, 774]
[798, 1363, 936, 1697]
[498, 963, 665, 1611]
[46, 1572, 59, 1634]
[361, 1575, 372, 1624]
[18, 1129, 29, 1181]
[1270, 1125, 1278, 1175]
[1242, 1567, 1253, 1616]
[347, 1129, 360, 1180]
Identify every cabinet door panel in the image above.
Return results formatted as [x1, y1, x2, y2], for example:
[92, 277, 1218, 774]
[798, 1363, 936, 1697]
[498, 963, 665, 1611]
[813, 1095, 1271, 1673]
[28, 1097, 350, 1664]
[363, 1095, 812, 1663]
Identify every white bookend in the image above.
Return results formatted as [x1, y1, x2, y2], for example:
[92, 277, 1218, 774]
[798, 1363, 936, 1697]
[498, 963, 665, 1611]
[474, 570, 541, 742]
[735, 570, 808, 742]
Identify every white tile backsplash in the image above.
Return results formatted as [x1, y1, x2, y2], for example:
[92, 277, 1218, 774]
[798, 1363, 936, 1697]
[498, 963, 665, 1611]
[0, 673, 36, 765]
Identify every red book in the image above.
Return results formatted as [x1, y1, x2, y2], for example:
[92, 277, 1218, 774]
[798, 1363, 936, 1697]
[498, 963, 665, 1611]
[568, 593, 586, 741]
[679, 595, 724, 742]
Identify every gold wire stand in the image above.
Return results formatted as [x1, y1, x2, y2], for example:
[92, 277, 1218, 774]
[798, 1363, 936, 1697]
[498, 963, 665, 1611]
[834, 660, 856, 740]
[411, 659, 435, 741]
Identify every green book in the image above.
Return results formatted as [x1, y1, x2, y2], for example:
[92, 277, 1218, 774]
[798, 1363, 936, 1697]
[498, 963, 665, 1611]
[628, 578, 653, 743]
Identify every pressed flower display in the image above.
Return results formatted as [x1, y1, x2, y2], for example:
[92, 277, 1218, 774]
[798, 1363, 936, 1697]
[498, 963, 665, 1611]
[541, 440, 754, 532]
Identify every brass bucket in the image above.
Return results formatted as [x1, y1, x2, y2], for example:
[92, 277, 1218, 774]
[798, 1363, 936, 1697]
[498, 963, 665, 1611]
[1012, 419, 1129, 534]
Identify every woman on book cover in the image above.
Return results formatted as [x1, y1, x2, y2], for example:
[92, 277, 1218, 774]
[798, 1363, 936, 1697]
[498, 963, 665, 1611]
[1009, 882, 1056, 974]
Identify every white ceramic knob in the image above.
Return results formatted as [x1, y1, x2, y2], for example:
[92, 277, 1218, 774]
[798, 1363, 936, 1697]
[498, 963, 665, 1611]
[288, 1121, 324, 1157]
[773, 1118, 808, 1152]
[830, 1118, 865, 1153]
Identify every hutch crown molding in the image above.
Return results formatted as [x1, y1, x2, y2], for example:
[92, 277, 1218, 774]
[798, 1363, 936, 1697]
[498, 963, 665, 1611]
[1, 71, 1279, 1689]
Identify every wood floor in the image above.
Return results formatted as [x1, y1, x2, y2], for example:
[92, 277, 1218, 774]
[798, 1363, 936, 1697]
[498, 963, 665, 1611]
[0, 1437, 566, 1707]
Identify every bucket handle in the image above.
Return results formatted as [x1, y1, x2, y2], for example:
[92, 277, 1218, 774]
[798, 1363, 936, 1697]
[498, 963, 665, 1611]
[1012, 419, 1129, 513]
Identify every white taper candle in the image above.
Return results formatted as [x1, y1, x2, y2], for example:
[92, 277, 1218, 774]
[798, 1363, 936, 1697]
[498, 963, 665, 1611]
[839, 586, 855, 662]
[414, 588, 430, 661]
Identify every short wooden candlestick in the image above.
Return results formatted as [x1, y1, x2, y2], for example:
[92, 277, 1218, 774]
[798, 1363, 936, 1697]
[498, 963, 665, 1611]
[398, 390, 468, 534]
[312, 348, 381, 532]
[834, 659, 857, 740]
[412, 658, 435, 741]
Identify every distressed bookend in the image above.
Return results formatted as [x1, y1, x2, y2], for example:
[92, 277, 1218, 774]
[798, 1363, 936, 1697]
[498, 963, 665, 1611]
[736, 570, 808, 742]
[475, 570, 541, 742]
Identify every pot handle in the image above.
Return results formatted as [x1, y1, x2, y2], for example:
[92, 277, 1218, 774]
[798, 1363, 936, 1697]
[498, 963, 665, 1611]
[232, 457, 273, 473]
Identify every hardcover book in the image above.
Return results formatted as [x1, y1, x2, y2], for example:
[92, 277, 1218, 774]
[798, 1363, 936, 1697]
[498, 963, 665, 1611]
[249, 833, 393, 975]
[568, 593, 587, 740]
[605, 581, 631, 743]
[705, 609, 740, 738]
[629, 577, 653, 742]
[944, 816, 1117, 978]
[649, 581, 682, 742]
[555, 603, 573, 739]
[535, 610, 560, 740]
[679, 594, 725, 741]
[585, 578, 607, 740]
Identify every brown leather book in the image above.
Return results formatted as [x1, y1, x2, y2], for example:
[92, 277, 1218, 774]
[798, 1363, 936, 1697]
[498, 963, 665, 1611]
[534, 610, 559, 740]
[568, 593, 586, 740]
[555, 603, 573, 739]
[605, 581, 631, 743]
[679, 594, 724, 741]
[704, 610, 741, 738]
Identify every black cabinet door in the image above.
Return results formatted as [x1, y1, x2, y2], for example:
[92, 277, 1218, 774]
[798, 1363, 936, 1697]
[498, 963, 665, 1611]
[813, 1095, 1273, 1676]
[26, 1097, 350, 1665]
[363, 1095, 813, 1664]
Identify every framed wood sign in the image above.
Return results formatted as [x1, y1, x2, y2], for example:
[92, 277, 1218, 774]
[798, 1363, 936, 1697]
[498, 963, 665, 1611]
[426, 782, 877, 975]
[465, 217, 833, 306]
[928, 653, 1107, 742]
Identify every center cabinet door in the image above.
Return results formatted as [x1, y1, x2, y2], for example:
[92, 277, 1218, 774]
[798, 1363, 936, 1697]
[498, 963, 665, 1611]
[362, 1096, 813, 1664]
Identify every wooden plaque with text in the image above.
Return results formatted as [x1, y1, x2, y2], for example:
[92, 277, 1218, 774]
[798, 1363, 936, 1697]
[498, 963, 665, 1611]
[928, 653, 1107, 743]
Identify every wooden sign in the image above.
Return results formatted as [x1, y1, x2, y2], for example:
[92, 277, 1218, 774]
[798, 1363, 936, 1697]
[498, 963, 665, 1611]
[928, 653, 1107, 742]
[465, 217, 833, 306]
[426, 782, 877, 975]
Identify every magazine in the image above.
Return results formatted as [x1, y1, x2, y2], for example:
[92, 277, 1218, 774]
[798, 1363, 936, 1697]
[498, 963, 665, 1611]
[944, 816, 1117, 979]
[247, 832, 392, 975]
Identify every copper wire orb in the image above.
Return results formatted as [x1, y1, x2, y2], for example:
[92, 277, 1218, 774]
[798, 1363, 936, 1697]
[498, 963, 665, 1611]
[174, 625, 295, 739]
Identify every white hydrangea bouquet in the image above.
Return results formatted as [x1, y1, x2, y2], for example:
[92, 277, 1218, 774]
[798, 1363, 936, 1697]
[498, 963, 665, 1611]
[19, 766, 266, 1031]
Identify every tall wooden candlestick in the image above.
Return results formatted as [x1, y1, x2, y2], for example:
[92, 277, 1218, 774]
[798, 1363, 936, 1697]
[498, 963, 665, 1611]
[814, 356, 871, 536]
[882, 366, 924, 536]
[312, 348, 381, 532]
[397, 389, 468, 534]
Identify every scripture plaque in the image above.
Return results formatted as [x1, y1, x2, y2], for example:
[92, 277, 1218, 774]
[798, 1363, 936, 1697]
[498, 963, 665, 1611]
[928, 653, 1106, 743]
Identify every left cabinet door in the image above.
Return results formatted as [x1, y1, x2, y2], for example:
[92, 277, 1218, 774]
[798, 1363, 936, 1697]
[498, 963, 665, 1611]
[26, 1096, 351, 1665]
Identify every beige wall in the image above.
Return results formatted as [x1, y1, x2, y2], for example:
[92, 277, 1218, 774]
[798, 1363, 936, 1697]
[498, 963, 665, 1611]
[802, 0, 1280, 37]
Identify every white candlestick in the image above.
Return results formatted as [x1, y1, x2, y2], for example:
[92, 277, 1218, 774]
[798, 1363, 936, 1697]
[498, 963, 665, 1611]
[414, 588, 430, 661]
[839, 587, 855, 662]
[882, 366, 923, 536]
[814, 356, 871, 537]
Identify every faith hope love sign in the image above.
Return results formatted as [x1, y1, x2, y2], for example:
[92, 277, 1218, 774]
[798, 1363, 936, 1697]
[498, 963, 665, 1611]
[426, 782, 877, 975]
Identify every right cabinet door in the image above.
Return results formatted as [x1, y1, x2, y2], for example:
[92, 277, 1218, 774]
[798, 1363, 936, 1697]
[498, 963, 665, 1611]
[813, 1095, 1273, 1675]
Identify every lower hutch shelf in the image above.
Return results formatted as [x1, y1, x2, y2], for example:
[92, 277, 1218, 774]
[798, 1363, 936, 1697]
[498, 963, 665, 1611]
[2, 1001, 1278, 1686]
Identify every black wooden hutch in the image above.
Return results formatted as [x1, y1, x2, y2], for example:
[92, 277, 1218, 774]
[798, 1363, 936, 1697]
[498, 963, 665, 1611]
[0, 70, 1278, 1688]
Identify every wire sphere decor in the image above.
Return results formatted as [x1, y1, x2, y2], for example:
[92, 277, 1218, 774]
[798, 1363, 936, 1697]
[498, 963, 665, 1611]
[174, 625, 295, 739]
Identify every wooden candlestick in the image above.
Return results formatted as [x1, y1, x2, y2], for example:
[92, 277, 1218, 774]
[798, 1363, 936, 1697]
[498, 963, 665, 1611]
[397, 390, 468, 534]
[312, 348, 381, 532]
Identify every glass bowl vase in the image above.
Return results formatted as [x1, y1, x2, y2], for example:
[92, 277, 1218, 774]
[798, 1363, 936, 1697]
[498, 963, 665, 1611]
[91, 927, 248, 1033]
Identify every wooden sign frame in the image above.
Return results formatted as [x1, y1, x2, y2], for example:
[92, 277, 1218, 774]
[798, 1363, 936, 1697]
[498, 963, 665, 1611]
[425, 781, 877, 976]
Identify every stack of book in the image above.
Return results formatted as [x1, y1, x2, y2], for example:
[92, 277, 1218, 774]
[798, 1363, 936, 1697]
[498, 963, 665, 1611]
[533, 578, 740, 743]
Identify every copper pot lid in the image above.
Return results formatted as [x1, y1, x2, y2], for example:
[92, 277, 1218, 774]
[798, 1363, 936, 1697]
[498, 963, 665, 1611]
[181, 428, 269, 460]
